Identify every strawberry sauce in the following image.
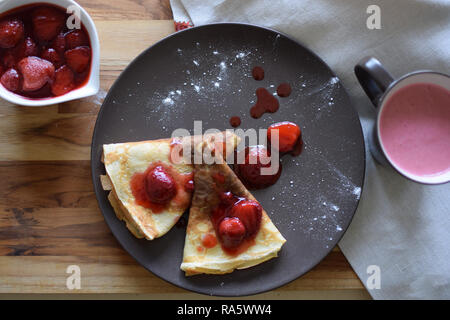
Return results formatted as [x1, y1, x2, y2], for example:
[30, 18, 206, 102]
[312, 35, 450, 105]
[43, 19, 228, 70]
[229, 116, 241, 127]
[130, 162, 193, 213]
[276, 82, 292, 97]
[250, 87, 280, 118]
[210, 192, 261, 255]
[201, 233, 218, 248]
[252, 66, 264, 80]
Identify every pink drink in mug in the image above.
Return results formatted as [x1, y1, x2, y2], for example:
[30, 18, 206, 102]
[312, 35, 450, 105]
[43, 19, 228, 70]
[379, 82, 450, 178]
[355, 57, 450, 184]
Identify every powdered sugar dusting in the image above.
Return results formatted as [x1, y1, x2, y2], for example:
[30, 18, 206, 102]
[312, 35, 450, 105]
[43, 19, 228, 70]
[352, 187, 362, 199]
[162, 96, 174, 106]
[143, 43, 260, 131]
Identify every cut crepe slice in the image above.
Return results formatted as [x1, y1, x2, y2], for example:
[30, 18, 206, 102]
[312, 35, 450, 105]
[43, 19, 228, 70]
[102, 131, 240, 240]
[181, 145, 286, 275]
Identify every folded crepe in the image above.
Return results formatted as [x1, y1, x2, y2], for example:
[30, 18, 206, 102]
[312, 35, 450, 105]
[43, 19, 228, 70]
[181, 143, 286, 275]
[101, 131, 240, 240]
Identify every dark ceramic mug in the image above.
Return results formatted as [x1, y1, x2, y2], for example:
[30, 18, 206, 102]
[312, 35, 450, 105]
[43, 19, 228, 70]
[354, 57, 450, 184]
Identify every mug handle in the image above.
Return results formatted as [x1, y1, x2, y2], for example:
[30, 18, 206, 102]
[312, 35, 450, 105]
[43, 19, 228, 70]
[354, 57, 395, 107]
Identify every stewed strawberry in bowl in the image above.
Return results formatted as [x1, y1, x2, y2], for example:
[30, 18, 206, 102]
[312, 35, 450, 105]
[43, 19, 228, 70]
[0, 0, 99, 106]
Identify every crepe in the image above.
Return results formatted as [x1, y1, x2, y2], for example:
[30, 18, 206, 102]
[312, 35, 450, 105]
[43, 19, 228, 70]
[180, 143, 286, 275]
[102, 131, 240, 240]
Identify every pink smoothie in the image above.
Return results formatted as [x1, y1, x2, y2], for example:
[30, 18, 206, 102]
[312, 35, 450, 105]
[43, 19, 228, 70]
[379, 82, 450, 177]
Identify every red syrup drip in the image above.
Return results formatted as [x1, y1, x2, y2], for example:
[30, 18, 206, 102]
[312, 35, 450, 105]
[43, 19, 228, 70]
[229, 116, 241, 127]
[277, 82, 292, 97]
[252, 66, 264, 80]
[250, 87, 279, 119]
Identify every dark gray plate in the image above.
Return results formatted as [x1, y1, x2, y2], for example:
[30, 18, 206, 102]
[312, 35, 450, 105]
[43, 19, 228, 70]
[91, 23, 365, 296]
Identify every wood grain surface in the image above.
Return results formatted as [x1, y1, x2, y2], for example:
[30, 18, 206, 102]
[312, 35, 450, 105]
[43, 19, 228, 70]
[0, 0, 369, 298]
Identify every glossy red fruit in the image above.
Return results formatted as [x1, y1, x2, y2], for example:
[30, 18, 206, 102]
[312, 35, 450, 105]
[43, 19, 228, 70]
[2, 37, 39, 69]
[218, 217, 246, 249]
[41, 48, 63, 68]
[15, 37, 39, 59]
[145, 165, 177, 204]
[1, 68, 20, 92]
[235, 146, 282, 189]
[0, 19, 24, 48]
[32, 6, 65, 42]
[229, 199, 262, 237]
[64, 29, 88, 50]
[184, 179, 194, 192]
[219, 191, 237, 206]
[17, 56, 55, 91]
[51, 32, 65, 53]
[51, 65, 74, 96]
[64, 46, 91, 73]
[267, 121, 301, 153]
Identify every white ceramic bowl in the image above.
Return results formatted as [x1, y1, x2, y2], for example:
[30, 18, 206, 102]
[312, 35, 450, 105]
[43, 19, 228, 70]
[0, 0, 100, 106]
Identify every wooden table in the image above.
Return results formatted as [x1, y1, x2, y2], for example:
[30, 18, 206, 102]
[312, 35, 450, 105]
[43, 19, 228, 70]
[0, 0, 370, 299]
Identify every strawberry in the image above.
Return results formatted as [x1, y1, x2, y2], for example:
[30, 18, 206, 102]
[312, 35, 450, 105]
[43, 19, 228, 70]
[17, 56, 55, 91]
[41, 48, 63, 68]
[16, 37, 39, 59]
[51, 65, 74, 96]
[51, 32, 66, 53]
[0, 19, 24, 48]
[267, 121, 301, 153]
[229, 199, 262, 237]
[219, 191, 237, 206]
[64, 46, 91, 73]
[145, 165, 176, 204]
[64, 29, 88, 50]
[32, 6, 65, 42]
[218, 217, 246, 249]
[234, 146, 282, 189]
[2, 37, 39, 69]
[1, 68, 20, 92]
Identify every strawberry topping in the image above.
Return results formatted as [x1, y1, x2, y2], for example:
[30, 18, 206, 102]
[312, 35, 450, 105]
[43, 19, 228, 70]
[201, 233, 218, 248]
[1, 68, 20, 92]
[267, 121, 301, 153]
[0, 19, 24, 48]
[218, 217, 246, 249]
[32, 6, 65, 42]
[234, 145, 282, 189]
[41, 47, 64, 68]
[64, 29, 88, 50]
[51, 65, 74, 96]
[17, 56, 55, 92]
[17, 37, 40, 59]
[212, 192, 263, 253]
[145, 165, 177, 205]
[64, 46, 91, 73]
[51, 32, 66, 53]
[229, 199, 262, 237]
